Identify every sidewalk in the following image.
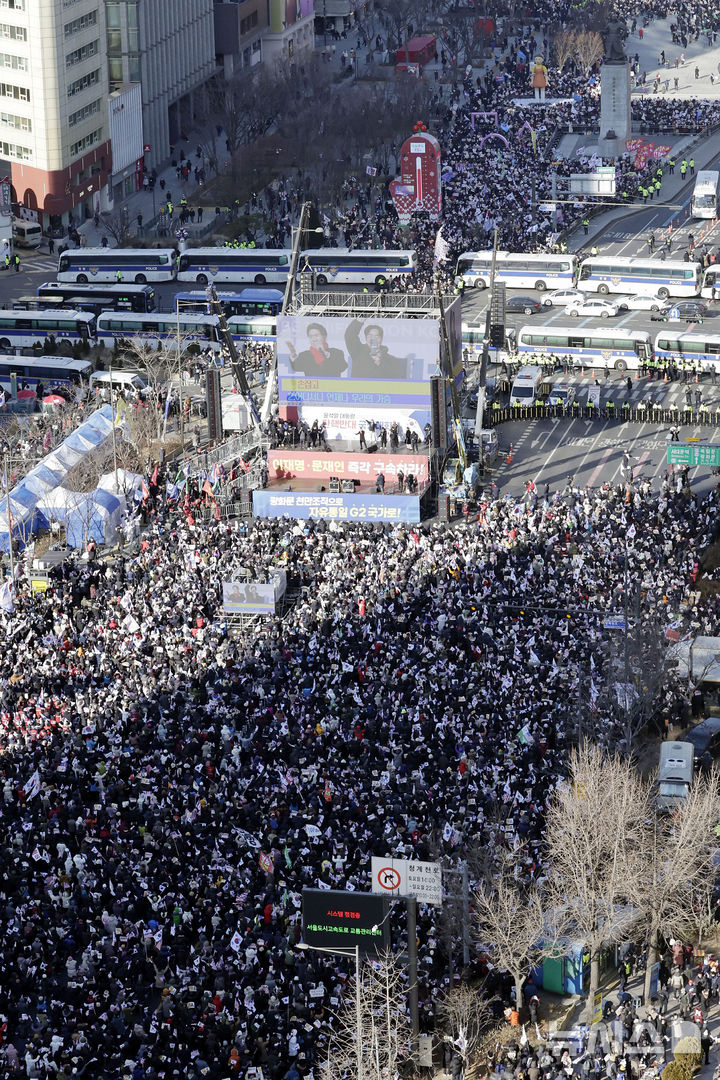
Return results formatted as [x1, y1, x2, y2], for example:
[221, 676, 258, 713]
[628, 16, 720, 100]
[563, 126, 720, 253]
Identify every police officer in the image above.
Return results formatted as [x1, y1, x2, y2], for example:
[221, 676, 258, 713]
[680, 159, 688, 178]
[590, 245, 599, 257]
[690, 158, 695, 175]
[668, 157, 675, 174]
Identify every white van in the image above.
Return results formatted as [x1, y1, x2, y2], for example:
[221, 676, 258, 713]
[656, 741, 694, 812]
[12, 221, 42, 249]
[509, 365, 544, 407]
[88, 369, 148, 397]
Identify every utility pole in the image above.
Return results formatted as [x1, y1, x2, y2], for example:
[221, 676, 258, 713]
[476, 227, 500, 459]
[407, 896, 419, 1054]
[3, 452, 14, 583]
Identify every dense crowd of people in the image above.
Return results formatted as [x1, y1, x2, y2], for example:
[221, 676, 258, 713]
[8, 3, 720, 1080]
[0, 461, 716, 1077]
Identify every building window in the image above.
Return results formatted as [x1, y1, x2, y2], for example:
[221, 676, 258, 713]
[0, 0, 25, 9]
[0, 137, 30, 158]
[240, 11, 258, 34]
[0, 80, 28, 101]
[67, 68, 99, 96]
[0, 110, 29, 130]
[128, 53, 140, 81]
[64, 10, 97, 37]
[0, 23, 26, 40]
[0, 51, 27, 70]
[108, 56, 122, 84]
[66, 40, 98, 67]
[70, 127, 102, 156]
[68, 98, 100, 126]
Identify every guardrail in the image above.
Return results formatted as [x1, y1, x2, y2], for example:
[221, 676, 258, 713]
[487, 403, 720, 425]
[182, 430, 269, 477]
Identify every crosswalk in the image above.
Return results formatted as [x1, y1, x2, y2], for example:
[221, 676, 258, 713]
[555, 373, 718, 411]
[15, 254, 57, 274]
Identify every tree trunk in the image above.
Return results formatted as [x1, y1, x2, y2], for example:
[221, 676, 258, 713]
[582, 952, 600, 1023]
[644, 933, 659, 1003]
[514, 975, 524, 1021]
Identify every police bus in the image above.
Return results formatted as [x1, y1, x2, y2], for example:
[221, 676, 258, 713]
[0, 309, 96, 352]
[37, 281, 156, 313]
[691, 171, 720, 219]
[454, 251, 577, 291]
[57, 248, 177, 283]
[577, 256, 700, 299]
[514, 324, 652, 374]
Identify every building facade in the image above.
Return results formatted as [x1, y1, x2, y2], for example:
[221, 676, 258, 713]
[105, 0, 217, 177]
[6, 0, 112, 231]
[214, 0, 267, 79]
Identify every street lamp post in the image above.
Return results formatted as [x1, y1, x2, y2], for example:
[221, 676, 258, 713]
[296, 942, 363, 1080]
[174, 295, 201, 452]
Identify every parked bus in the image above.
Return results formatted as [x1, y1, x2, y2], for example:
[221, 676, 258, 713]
[653, 331, 720, 374]
[227, 315, 277, 344]
[0, 354, 92, 394]
[297, 248, 417, 286]
[57, 247, 176, 284]
[95, 311, 221, 351]
[514, 324, 652, 374]
[454, 251, 577, 291]
[0, 309, 96, 352]
[700, 266, 720, 299]
[174, 288, 283, 316]
[577, 256, 700, 299]
[37, 281, 156, 313]
[691, 171, 720, 219]
[176, 248, 291, 286]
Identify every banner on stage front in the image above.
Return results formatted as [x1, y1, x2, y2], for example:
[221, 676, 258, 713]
[253, 490, 421, 523]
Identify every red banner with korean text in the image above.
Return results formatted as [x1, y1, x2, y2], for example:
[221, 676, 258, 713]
[269, 450, 430, 485]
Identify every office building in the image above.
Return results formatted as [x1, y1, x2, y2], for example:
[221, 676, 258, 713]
[5, 0, 112, 231]
[105, 0, 216, 173]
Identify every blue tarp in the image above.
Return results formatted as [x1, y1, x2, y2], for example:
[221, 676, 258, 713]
[0, 405, 119, 550]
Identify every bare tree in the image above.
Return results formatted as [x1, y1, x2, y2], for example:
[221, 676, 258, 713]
[436, 985, 498, 1080]
[473, 854, 553, 1017]
[638, 771, 720, 1001]
[553, 30, 577, 72]
[319, 950, 414, 1080]
[100, 209, 133, 247]
[574, 29, 604, 75]
[544, 746, 650, 1022]
[591, 620, 671, 754]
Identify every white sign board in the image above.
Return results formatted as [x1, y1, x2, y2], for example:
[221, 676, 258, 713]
[371, 857, 442, 905]
[418, 1035, 434, 1067]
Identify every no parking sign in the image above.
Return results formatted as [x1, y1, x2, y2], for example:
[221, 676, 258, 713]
[370, 857, 443, 905]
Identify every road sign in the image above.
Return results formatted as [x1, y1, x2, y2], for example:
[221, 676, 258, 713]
[371, 857, 442, 905]
[418, 1036, 434, 1067]
[667, 443, 720, 466]
[302, 889, 389, 955]
[603, 614, 626, 630]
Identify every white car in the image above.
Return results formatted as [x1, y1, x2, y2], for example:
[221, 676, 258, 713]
[542, 287, 585, 307]
[564, 298, 619, 318]
[546, 382, 577, 407]
[615, 294, 665, 312]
